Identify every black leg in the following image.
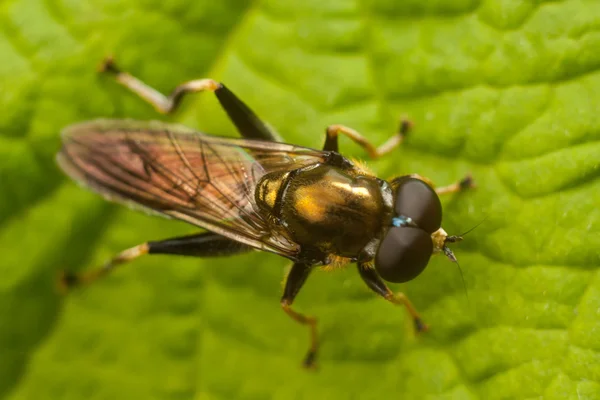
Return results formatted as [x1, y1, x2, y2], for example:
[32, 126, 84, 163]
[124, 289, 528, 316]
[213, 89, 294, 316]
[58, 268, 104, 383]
[322, 119, 412, 157]
[59, 232, 251, 292]
[214, 85, 280, 142]
[357, 262, 428, 333]
[280, 262, 319, 368]
[147, 232, 251, 257]
[99, 56, 280, 142]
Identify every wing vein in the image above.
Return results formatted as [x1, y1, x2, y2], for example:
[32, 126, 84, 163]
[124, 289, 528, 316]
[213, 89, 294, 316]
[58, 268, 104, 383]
[58, 119, 329, 258]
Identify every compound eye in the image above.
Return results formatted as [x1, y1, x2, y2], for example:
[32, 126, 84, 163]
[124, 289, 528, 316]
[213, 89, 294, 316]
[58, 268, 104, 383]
[375, 227, 433, 283]
[394, 177, 442, 234]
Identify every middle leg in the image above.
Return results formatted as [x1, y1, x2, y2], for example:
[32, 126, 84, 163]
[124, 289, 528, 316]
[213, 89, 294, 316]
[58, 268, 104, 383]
[323, 119, 412, 158]
[280, 262, 319, 368]
[323, 119, 475, 194]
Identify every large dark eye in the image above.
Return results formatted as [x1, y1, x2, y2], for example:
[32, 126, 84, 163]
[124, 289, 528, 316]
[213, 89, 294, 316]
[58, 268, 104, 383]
[375, 227, 433, 283]
[394, 177, 442, 234]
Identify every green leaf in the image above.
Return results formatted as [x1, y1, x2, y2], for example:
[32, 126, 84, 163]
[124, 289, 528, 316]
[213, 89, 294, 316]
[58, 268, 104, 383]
[1, 0, 599, 399]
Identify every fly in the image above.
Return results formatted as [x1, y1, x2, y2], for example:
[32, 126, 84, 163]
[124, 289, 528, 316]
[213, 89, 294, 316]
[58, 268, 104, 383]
[57, 57, 474, 368]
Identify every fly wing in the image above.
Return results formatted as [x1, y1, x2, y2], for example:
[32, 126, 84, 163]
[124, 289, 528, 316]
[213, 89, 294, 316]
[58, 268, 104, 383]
[57, 119, 327, 257]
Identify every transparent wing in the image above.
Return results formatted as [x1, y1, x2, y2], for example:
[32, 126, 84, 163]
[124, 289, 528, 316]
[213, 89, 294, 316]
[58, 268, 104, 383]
[57, 119, 327, 257]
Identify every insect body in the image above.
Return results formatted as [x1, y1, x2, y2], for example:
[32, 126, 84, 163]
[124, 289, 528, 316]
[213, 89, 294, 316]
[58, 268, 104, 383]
[257, 160, 390, 261]
[58, 57, 473, 368]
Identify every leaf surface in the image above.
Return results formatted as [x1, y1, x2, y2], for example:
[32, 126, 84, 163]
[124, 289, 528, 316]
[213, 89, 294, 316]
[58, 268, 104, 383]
[1, 1, 599, 399]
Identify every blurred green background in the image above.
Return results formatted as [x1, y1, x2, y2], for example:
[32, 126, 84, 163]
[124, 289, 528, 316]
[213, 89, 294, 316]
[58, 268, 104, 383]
[1, 0, 600, 399]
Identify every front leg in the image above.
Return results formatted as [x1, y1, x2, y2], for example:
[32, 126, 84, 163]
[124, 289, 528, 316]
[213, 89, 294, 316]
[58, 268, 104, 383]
[404, 173, 475, 196]
[357, 262, 428, 333]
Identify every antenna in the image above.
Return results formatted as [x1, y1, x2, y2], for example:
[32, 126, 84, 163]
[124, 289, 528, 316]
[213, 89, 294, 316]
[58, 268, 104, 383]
[442, 215, 489, 302]
[443, 245, 469, 302]
[446, 215, 490, 243]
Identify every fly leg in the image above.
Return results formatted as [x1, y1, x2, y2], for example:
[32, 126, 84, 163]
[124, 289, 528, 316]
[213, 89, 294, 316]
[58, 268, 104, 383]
[99, 56, 279, 141]
[59, 232, 251, 292]
[323, 120, 475, 192]
[357, 263, 428, 333]
[322, 119, 412, 158]
[433, 174, 475, 195]
[403, 173, 475, 196]
[280, 262, 319, 368]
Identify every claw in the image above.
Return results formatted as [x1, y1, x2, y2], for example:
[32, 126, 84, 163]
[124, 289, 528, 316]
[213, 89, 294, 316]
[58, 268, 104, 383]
[98, 55, 120, 74]
[414, 317, 430, 333]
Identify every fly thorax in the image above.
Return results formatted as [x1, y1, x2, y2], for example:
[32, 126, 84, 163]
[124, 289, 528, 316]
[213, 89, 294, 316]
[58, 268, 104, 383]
[278, 164, 387, 258]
